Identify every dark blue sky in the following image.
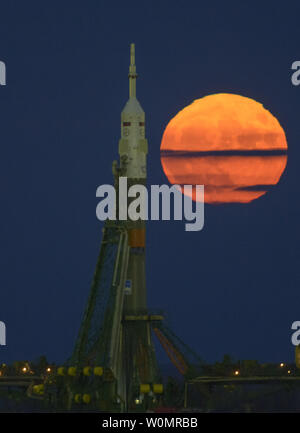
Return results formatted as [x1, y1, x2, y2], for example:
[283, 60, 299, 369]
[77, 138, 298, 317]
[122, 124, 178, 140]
[0, 1, 300, 365]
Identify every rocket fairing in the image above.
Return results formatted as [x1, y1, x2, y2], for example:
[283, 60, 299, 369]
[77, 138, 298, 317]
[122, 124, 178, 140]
[119, 43, 148, 180]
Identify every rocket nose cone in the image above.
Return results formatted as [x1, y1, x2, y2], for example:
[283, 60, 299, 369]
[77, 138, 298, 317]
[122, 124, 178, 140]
[122, 97, 144, 115]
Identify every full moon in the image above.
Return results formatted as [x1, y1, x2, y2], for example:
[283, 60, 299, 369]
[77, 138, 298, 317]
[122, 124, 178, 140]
[160, 93, 288, 203]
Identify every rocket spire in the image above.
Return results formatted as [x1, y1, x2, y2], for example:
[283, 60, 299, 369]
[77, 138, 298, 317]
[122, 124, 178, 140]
[129, 43, 137, 98]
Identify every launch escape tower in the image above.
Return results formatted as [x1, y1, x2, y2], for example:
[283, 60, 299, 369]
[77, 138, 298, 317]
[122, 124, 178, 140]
[46, 44, 204, 412]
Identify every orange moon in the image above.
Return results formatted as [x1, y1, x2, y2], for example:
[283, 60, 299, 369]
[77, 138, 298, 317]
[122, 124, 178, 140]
[160, 94, 288, 203]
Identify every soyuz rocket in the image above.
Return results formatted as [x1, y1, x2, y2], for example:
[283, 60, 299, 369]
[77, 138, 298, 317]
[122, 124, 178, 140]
[69, 44, 160, 409]
[116, 43, 148, 313]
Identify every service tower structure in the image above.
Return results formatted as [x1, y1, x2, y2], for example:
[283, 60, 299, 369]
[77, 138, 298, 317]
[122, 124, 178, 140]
[69, 44, 161, 412]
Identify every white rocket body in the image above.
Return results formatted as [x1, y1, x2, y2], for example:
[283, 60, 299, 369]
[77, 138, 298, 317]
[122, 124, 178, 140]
[118, 44, 148, 179]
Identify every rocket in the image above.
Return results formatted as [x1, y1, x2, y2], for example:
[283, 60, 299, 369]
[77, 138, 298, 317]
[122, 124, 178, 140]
[118, 43, 148, 313]
[71, 44, 161, 409]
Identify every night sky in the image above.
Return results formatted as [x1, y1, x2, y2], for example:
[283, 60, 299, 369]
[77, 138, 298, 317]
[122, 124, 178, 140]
[1, 1, 300, 366]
